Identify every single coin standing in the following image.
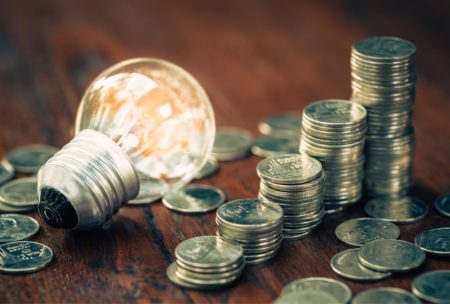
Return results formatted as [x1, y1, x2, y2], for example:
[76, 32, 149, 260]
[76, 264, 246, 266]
[257, 112, 302, 138]
[352, 287, 421, 304]
[127, 175, 168, 205]
[5, 144, 59, 174]
[162, 184, 226, 213]
[335, 217, 400, 247]
[281, 277, 352, 304]
[435, 194, 450, 218]
[412, 270, 450, 304]
[0, 241, 53, 274]
[0, 177, 39, 207]
[331, 249, 391, 281]
[414, 228, 450, 256]
[194, 158, 218, 179]
[365, 196, 428, 224]
[0, 214, 40, 243]
[212, 127, 253, 161]
[0, 161, 14, 186]
[358, 239, 426, 272]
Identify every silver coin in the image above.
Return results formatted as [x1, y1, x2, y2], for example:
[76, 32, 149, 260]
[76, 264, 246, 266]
[176, 257, 245, 274]
[275, 290, 341, 304]
[174, 263, 243, 286]
[414, 228, 450, 256]
[0, 241, 53, 274]
[162, 184, 225, 213]
[331, 249, 391, 281]
[352, 287, 421, 304]
[412, 270, 450, 304]
[6, 145, 59, 173]
[435, 194, 450, 218]
[281, 277, 352, 304]
[166, 262, 219, 290]
[0, 177, 39, 207]
[303, 100, 367, 128]
[0, 214, 39, 243]
[365, 196, 428, 224]
[0, 161, 14, 186]
[335, 218, 400, 247]
[358, 239, 425, 272]
[194, 158, 218, 179]
[0, 200, 35, 213]
[352, 36, 416, 61]
[258, 112, 302, 138]
[251, 136, 299, 158]
[212, 127, 253, 161]
[127, 175, 168, 205]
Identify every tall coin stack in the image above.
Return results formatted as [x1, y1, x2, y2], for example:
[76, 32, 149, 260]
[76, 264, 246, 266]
[216, 198, 284, 265]
[351, 36, 416, 197]
[256, 154, 325, 240]
[299, 100, 367, 214]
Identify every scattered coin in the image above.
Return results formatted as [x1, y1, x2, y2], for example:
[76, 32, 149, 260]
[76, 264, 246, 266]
[352, 287, 421, 304]
[258, 112, 302, 138]
[194, 158, 219, 179]
[5, 144, 59, 174]
[335, 218, 400, 247]
[127, 175, 168, 205]
[365, 196, 428, 224]
[414, 227, 450, 256]
[0, 177, 39, 207]
[0, 214, 39, 243]
[435, 194, 450, 218]
[281, 277, 352, 304]
[274, 290, 340, 304]
[212, 127, 253, 161]
[162, 184, 226, 213]
[251, 136, 299, 158]
[358, 239, 425, 272]
[331, 249, 391, 281]
[0, 161, 14, 186]
[0, 241, 53, 274]
[0, 200, 35, 213]
[412, 270, 450, 304]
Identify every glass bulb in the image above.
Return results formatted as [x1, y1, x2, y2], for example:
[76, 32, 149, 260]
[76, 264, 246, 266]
[37, 58, 215, 230]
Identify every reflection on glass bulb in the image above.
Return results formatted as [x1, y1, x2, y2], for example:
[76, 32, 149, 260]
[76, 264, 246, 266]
[37, 58, 215, 230]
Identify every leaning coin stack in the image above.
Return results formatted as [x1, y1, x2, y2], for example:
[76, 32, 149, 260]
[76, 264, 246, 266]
[256, 154, 325, 240]
[351, 36, 416, 197]
[299, 100, 367, 214]
[216, 198, 283, 264]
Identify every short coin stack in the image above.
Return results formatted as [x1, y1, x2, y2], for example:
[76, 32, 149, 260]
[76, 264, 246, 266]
[216, 198, 283, 264]
[351, 36, 416, 197]
[256, 154, 325, 240]
[167, 236, 245, 290]
[299, 100, 367, 214]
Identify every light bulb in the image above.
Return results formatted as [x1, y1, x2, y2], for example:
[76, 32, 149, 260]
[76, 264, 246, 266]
[37, 58, 215, 230]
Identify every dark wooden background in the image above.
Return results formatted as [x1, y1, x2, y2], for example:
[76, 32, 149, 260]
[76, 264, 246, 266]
[0, 0, 449, 303]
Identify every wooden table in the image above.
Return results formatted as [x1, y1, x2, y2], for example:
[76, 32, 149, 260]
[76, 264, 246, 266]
[0, 0, 449, 302]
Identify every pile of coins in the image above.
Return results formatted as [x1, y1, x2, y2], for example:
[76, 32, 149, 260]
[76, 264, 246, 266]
[216, 198, 283, 264]
[299, 100, 367, 214]
[256, 154, 325, 240]
[351, 36, 416, 197]
[167, 236, 245, 290]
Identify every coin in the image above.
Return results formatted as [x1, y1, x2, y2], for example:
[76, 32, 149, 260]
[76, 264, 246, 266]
[281, 277, 352, 304]
[352, 36, 416, 61]
[251, 136, 299, 157]
[414, 228, 450, 256]
[0, 161, 14, 186]
[412, 270, 450, 304]
[331, 249, 391, 281]
[435, 194, 450, 218]
[0, 201, 35, 213]
[127, 175, 168, 205]
[335, 218, 400, 247]
[274, 290, 340, 304]
[162, 184, 225, 213]
[303, 100, 367, 128]
[0, 177, 39, 207]
[257, 112, 301, 138]
[0, 241, 53, 273]
[212, 127, 253, 161]
[364, 196, 428, 224]
[358, 239, 425, 272]
[5, 144, 59, 173]
[0, 214, 39, 243]
[352, 287, 421, 304]
[194, 158, 218, 179]
[166, 262, 219, 290]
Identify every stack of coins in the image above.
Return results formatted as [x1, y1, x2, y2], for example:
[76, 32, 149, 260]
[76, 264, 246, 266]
[216, 198, 283, 264]
[299, 100, 367, 214]
[167, 236, 245, 290]
[212, 127, 253, 161]
[256, 154, 325, 240]
[351, 36, 416, 197]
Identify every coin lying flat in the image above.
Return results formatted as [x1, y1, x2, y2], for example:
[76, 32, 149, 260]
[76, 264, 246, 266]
[0, 161, 14, 186]
[162, 184, 226, 213]
[331, 249, 391, 281]
[127, 175, 168, 205]
[435, 194, 450, 218]
[0, 201, 35, 213]
[258, 112, 302, 138]
[335, 218, 400, 247]
[0, 214, 39, 243]
[0, 241, 53, 274]
[194, 158, 218, 179]
[352, 287, 421, 304]
[251, 136, 299, 158]
[281, 277, 352, 304]
[5, 144, 59, 173]
[364, 196, 428, 224]
[274, 290, 340, 304]
[414, 228, 450, 256]
[412, 270, 450, 304]
[0, 177, 39, 207]
[212, 127, 253, 161]
[358, 239, 425, 272]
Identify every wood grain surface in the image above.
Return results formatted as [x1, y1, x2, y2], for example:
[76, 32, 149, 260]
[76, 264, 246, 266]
[0, 0, 449, 302]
